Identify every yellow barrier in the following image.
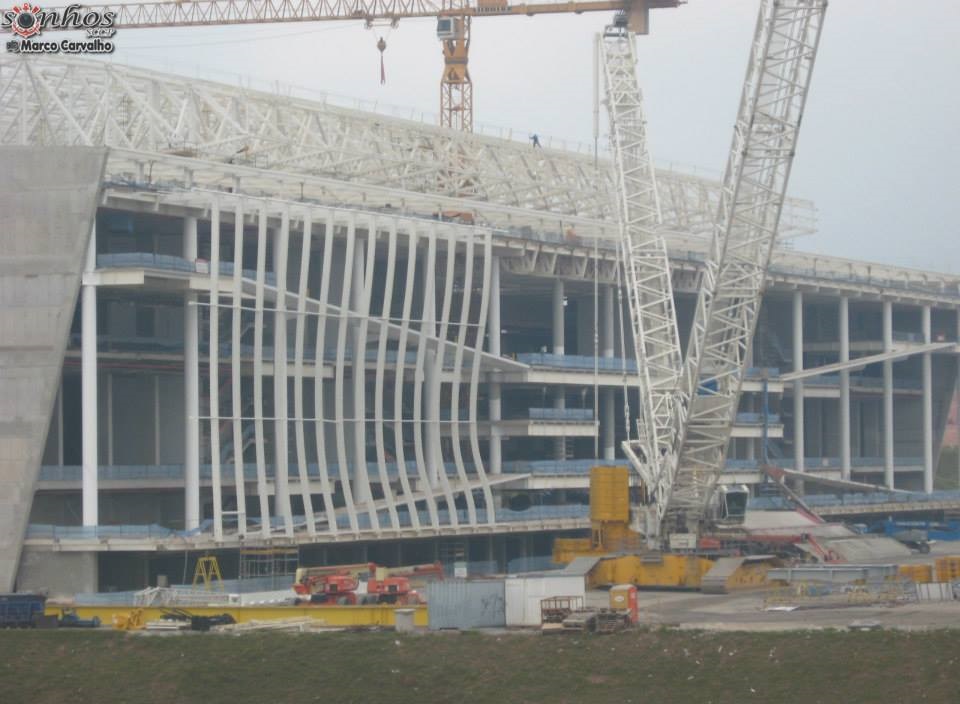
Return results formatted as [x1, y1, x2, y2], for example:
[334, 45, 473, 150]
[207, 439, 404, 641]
[898, 564, 933, 584]
[935, 557, 960, 583]
[46, 604, 429, 629]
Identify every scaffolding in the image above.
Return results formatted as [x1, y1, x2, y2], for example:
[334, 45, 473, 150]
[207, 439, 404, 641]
[239, 548, 300, 590]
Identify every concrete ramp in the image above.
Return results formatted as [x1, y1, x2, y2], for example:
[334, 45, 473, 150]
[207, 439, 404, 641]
[700, 557, 747, 594]
[821, 536, 912, 563]
[0, 146, 107, 592]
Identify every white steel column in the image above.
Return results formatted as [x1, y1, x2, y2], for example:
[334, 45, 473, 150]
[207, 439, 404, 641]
[839, 297, 851, 480]
[552, 278, 565, 460]
[488, 256, 502, 475]
[793, 291, 805, 477]
[922, 305, 933, 493]
[183, 215, 200, 530]
[81, 221, 98, 527]
[883, 300, 894, 488]
[208, 200, 224, 540]
[602, 285, 615, 460]
[273, 210, 293, 535]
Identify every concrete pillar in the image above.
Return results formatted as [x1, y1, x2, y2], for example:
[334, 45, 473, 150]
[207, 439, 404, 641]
[183, 215, 200, 530]
[56, 387, 64, 467]
[839, 297, 851, 480]
[602, 285, 615, 358]
[106, 373, 113, 466]
[552, 278, 565, 355]
[553, 278, 565, 460]
[601, 285, 616, 461]
[81, 222, 98, 527]
[602, 389, 616, 460]
[792, 291, 804, 476]
[488, 257, 502, 474]
[153, 375, 161, 465]
[923, 305, 933, 493]
[883, 300, 894, 488]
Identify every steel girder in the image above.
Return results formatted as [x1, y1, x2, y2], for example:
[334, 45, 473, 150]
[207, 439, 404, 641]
[599, 28, 681, 497]
[663, 0, 828, 534]
[0, 55, 815, 241]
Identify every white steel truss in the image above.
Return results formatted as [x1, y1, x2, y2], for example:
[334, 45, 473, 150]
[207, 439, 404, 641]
[599, 28, 681, 496]
[664, 0, 828, 534]
[0, 55, 816, 241]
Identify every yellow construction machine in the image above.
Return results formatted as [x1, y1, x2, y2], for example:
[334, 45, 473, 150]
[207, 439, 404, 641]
[553, 467, 775, 592]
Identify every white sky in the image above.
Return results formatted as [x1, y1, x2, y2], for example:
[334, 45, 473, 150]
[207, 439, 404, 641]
[106, 0, 960, 273]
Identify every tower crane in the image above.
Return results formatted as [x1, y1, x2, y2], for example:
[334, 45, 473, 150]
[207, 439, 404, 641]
[38, 0, 681, 131]
[601, 0, 828, 544]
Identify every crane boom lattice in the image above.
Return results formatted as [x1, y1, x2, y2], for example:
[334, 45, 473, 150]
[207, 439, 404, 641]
[599, 27, 682, 507]
[663, 0, 828, 534]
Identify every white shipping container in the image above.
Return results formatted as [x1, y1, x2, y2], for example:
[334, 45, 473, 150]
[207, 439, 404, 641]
[504, 575, 586, 627]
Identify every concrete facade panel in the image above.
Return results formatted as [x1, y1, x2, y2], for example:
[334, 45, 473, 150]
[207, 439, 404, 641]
[0, 145, 107, 591]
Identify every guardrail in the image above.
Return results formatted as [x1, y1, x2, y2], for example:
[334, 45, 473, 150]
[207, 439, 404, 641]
[97, 253, 277, 285]
[502, 459, 621, 475]
[749, 489, 960, 511]
[528, 407, 594, 421]
[516, 353, 638, 373]
[735, 413, 782, 425]
[26, 504, 592, 542]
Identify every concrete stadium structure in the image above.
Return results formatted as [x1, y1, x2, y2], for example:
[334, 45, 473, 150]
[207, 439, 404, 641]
[3, 56, 960, 593]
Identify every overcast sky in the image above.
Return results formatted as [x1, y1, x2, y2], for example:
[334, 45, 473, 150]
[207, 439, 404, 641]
[108, 0, 959, 273]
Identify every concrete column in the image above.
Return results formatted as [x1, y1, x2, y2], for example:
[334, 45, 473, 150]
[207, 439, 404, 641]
[81, 223, 98, 527]
[552, 278, 565, 355]
[106, 373, 113, 466]
[602, 285, 615, 358]
[154, 375, 161, 465]
[488, 257, 502, 474]
[602, 389, 615, 460]
[56, 387, 64, 467]
[601, 285, 615, 460]
[792, 291, 804, 476]
[839, 297, 851, 480]
[922, 305, 933, 493]
[553, 278, 565, 460]
[183, 215, 200, 530]
[883, 300, 894, 488]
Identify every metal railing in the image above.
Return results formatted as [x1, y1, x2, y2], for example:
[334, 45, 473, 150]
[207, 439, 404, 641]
[516, 353, 637, 373]
[501, 459, 620, 475]
[528, 407, 594, 422]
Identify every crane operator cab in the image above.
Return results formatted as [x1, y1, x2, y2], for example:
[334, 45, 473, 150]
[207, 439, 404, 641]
[715, 484, 749, 524]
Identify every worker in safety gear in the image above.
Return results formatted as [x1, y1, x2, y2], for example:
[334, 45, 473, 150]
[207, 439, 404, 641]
[530, 134, 541, 148]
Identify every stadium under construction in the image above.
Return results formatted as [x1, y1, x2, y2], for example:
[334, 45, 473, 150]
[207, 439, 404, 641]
[3, 42, 960, 598]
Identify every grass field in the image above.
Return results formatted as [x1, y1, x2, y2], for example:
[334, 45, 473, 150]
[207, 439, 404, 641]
[1, 628, 958, 704]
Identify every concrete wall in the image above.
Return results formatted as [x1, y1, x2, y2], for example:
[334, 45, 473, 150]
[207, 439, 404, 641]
[17, 549, 97, 596]
[0, 146, 106, 591]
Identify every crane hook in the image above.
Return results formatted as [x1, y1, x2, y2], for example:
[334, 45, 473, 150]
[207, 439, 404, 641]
[377, 36, 387, 85]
